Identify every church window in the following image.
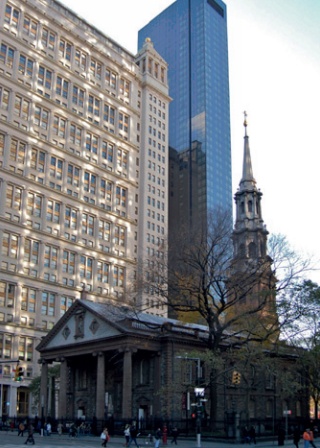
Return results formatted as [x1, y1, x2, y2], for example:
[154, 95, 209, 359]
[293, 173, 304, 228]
[248, 242, 256, 258]
[248, 200, 253, 212]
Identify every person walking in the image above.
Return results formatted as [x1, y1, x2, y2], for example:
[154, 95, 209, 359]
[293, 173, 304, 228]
[18, 422, 25, 437]
[310, 429, 317, 448]
[100, 427, 109, 448]
[128, 425, 139, 448]
[154, 428, 162, 448]
[124, 424, 131, 446]
[303, 429, 311, 448]
[24, 425, 35, 445]
[171, 427, 179, 445]
[294, 427, 301, 448]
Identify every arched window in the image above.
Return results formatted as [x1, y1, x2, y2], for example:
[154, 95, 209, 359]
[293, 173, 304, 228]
[249, 242, 256, 258]
[248, 200, 253, 212]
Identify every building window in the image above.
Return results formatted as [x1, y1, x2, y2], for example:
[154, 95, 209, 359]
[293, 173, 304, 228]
[37, 66, 52, 89]
[103, 103, 115, 125]
[21, 287, 36, 313]
[0, 43, 14, 68]
[118, 112, 129, 134]
[41, 27, 55, 51]
[90, 58, 102, 80]
[34, 105, 49, 129]
[115, 186, 127, 208]
[0, 282, 15, 308]
[0, 334, 12, 359]
[60, 296, 74, 316]
[46, 199, 61, 223]
[70, 124, 82, 146]
[97, 261, 109, 283]
[88, 94, 100, 116]
[82, 213, 95, 236]
[119, 78, 130, 98]
[27, 193, 42, 217]
[64, 206, 77, 230]
[102, 141, 113, 163]
[41, 292, 55, 316]
[10, 138, 26, 164]
[53, 116, 66, 139]
[0, 86, 10, 110]
[2, 232, 18, 258]
[75, 48, 87, 71]
[72, 86, 85, 107]
[24, 239, 39, 264]
[86, 133, 98, 154]
[31, 148, 45, 172]
[114, 225, 126, 246]
[59, 38, 72, 61]
[23, 16, 37, 39]
[0, 133, 5, 157]
[18, 336, 33, 361]
[99, 220, 111, 242]
[56, 76, 69, 99]
[80, 256, 93, 280]
[117, 149, 128, 169]
[44, 245, 58, 269]
[105, 68, 117, 89]
[14, 95, 30, 119]
[4, 4, 20, 28]
[5, 184, 22, 210]
[84, 172, 96, 195]
[99, 179, 112, 207]
[62, 250, 75, 275]
[67, 164, 80, 186]
[113, 266, 124, 287]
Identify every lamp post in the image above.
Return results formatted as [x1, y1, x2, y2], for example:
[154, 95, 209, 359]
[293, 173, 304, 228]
[194, 387, 205, 448]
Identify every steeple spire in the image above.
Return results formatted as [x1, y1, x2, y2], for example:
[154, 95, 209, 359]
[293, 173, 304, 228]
[240, 111, 256, 190]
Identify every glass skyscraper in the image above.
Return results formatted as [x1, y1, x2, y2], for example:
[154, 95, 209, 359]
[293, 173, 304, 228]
[139, 0, 232, 233]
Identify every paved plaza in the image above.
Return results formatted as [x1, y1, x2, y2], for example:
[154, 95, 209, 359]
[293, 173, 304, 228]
[0, 431, 294, 448]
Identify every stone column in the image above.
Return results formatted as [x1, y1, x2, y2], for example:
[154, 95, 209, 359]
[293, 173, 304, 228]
[153, 353, 161, 416]
[40, 360, 48, 419]
[59, 358, 68, 419]
[95, 352, 105, 421]
[122, 348, 133, 418]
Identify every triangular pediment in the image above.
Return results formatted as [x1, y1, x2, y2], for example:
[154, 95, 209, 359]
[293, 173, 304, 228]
[38, 300, 127, 352]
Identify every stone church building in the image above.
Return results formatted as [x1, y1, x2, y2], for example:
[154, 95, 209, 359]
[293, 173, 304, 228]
[36, 121, 309, 431]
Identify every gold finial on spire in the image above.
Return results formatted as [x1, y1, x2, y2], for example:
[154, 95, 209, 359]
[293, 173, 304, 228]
[243, 111, 248, 136]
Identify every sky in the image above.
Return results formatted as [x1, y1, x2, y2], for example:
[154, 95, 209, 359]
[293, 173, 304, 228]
[60, 0, 320, 282]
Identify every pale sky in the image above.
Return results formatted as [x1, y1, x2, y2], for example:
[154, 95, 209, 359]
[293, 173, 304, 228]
[60, 0, 320, 283]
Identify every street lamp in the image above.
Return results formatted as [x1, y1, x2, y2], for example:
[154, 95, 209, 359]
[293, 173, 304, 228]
[194, 387, 205, 448]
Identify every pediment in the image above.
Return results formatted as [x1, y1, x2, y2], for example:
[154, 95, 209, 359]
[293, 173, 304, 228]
[44, 305, 123, 350]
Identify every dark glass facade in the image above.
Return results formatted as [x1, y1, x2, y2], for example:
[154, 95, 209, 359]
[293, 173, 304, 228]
[139, 0, 232, 233]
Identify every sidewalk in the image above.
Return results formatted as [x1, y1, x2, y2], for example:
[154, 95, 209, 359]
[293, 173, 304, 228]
[0, 431, 293, 448]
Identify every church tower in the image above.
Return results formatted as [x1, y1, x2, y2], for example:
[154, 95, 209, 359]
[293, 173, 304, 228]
[233, 112, 269, 261]
[230, 114, 277, 333]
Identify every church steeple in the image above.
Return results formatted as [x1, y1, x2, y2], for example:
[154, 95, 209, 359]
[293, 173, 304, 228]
[233, 113, 268, 260]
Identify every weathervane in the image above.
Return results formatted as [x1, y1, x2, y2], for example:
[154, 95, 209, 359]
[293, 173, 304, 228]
[243, 111, 248, 136]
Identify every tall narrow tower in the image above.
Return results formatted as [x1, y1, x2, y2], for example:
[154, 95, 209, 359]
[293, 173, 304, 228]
[233, 112, 269, 262]
[231, 114, 277, 330]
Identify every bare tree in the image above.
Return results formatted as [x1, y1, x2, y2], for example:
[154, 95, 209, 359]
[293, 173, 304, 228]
[135, 210, 313, 425]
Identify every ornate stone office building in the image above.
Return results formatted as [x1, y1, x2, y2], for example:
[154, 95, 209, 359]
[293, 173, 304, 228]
[0, 0, 169, 417]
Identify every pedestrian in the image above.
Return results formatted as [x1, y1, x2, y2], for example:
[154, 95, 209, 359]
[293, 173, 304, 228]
[171, 427, 179, 445]
[24, 425, 35, 445]
[100, 427, 109, 448]
[57, 422, 63, 436]
[154, 428, 162, 448]
[128, 425, 139, 448]
[242, 426, 250, 444]
[249, 426, 256, 445]
[294, 427, 301, 448]
[303, 429, 311, 448]
[18, 422, 25, 437]
[46, 422, 52, 436]
[124, 424, 131, 446]
[310, 429, 317, 448]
